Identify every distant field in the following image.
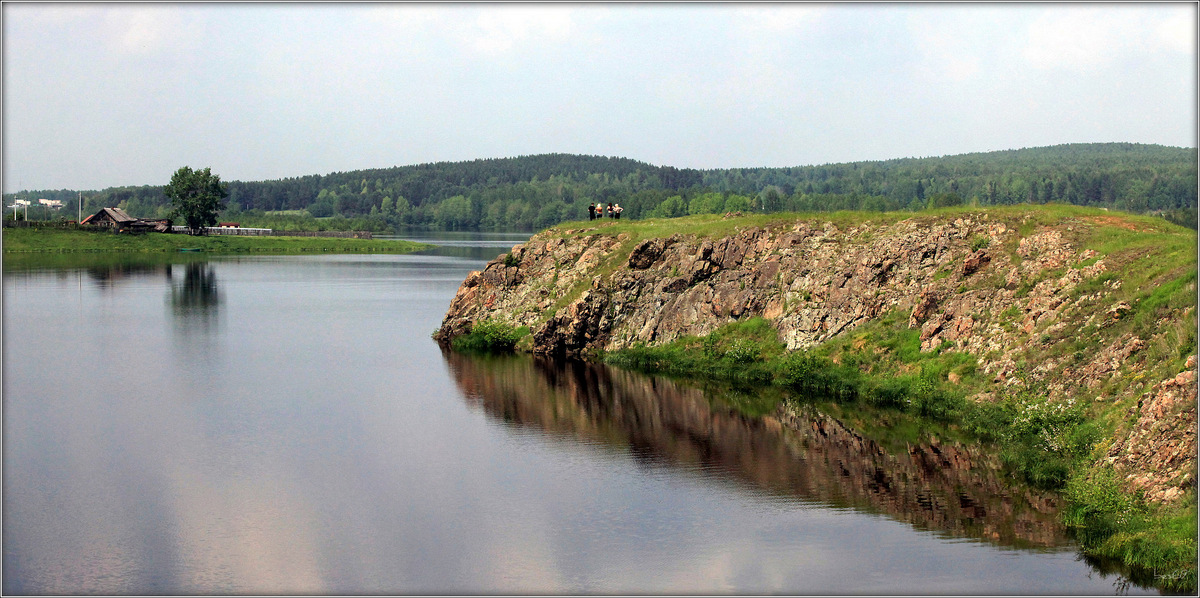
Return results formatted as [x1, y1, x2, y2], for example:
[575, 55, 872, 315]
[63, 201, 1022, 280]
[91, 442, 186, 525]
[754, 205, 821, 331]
[1, 227, 432, 255]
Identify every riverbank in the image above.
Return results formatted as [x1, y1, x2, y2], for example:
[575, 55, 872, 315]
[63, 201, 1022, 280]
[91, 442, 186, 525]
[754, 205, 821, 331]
[1, 227, 432, 255]
[436, 205, 1197, 592]
[600, 315, 1196, 592]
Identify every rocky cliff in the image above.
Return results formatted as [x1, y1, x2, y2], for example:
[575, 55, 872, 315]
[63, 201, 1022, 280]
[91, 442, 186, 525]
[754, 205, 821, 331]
[436, 207, 1197, 504]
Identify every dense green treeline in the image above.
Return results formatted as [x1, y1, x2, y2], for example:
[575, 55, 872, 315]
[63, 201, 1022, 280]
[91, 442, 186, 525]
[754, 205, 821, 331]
[7, 144, 1195, 231]
[706, 143, 1197, 213]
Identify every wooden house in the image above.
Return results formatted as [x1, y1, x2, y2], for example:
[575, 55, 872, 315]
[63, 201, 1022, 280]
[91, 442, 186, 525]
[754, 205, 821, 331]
[80, 208, 172, 233]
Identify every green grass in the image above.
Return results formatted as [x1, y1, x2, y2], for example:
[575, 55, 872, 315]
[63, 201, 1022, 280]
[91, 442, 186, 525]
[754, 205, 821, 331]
[1, 227, 431, 255]
[605, 314, 972, 422]
[1065, 469, 1197, 593]
[604, 317, 785, 387]
[451, 319, 530, 354]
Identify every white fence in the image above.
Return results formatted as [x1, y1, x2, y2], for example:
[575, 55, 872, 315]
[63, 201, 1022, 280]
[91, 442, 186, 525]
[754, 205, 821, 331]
[169, 226, 372, 238]
[172, 226, 273, 236]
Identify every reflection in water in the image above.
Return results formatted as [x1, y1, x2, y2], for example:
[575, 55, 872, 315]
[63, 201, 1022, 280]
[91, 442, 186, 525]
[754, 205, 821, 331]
[3, 253, 213, 288]
[167, 263, 221, 332]
[84, 262, 170, 287]
[444, 349, 1072, 550]
[5, 251, 1158, 595]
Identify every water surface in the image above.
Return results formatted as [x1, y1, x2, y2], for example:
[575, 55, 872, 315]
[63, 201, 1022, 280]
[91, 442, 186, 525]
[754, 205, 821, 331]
[2, 234, 1156, 595]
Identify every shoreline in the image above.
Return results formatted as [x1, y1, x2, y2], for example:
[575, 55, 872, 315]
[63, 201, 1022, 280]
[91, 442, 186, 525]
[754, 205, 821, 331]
[1, 227, 433, 256]
[436, 206, 1198, 593]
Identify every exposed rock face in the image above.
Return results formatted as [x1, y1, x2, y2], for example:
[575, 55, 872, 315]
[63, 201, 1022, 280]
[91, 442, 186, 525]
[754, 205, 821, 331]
[1108, 357, 1198, 504]
[435, 213, 1197, 505]
[438, 216, 1100, 362]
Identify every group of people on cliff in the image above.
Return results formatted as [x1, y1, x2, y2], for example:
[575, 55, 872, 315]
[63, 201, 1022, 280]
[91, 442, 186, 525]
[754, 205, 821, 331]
[588, 202, 623, 220]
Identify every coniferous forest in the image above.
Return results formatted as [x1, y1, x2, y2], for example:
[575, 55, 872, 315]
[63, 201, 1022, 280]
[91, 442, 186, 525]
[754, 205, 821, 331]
[7, 143, 1196, 231]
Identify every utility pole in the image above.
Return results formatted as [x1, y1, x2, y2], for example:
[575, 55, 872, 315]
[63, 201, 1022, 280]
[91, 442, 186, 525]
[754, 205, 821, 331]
[78, 191, 82, 223]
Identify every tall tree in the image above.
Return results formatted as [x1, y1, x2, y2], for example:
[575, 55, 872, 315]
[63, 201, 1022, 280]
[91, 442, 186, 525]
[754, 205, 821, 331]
[165, 166, 228, 235]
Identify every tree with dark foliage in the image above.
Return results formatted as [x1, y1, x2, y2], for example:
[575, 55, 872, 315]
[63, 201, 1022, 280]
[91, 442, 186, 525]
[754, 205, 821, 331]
[166, 166, 228, 235]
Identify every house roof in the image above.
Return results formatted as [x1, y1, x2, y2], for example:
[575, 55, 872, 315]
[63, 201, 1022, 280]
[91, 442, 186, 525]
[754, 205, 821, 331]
[81, 207, 138, 225]
[100, 207, 137, 223]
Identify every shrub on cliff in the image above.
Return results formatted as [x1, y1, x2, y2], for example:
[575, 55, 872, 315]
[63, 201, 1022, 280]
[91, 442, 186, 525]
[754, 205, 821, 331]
[862, 374, 965, 421]
[1063, 468, 1196, 593]
[775, 351, 860, 400]
[961, 374, 1101, 490]
[452, 319, 527, 353]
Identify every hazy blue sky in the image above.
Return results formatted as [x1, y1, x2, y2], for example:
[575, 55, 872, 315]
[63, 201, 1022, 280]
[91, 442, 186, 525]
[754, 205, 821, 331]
[3, 2, 1196, 193]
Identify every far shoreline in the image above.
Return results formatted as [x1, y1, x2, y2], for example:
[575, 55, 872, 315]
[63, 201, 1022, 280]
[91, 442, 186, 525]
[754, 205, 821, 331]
[1, 227, 434, 256]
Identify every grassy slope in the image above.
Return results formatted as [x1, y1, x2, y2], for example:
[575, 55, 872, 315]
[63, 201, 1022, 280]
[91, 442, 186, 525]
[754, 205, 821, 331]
[542, 205, 1197, 592]
[1, 227, 431, 255]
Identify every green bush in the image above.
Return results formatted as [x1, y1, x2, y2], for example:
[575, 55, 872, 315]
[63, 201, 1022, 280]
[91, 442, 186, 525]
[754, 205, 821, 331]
[1064, 466, 1146, 534]
[910, 381, 964, 421]
[1059, 468, 1197, 593]
[860, 373, 963, 421]
[452, 319, 527, 353]
[775, 351, 860, 400]
[725, 339, 759, 363]
[961, 376, 1100, 490]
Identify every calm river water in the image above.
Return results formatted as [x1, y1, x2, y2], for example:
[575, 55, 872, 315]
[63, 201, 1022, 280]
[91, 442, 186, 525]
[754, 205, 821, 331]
[3, 232, 1157, 595]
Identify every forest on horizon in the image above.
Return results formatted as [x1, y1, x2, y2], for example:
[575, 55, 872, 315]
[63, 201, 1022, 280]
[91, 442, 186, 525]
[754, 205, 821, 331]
[6, 142, 1196, 231]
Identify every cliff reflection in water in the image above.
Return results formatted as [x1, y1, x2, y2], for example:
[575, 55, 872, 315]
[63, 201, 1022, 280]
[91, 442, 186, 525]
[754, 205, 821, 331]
[443, 350, 1072, 550]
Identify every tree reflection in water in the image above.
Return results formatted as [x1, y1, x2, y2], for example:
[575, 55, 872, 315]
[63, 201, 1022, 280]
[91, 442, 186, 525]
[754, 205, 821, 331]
[443, 348, 1073, 550]
[168, 262, 221, 332]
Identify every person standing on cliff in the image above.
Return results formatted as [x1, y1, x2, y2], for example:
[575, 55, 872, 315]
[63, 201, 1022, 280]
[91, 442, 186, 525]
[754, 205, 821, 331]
[614, 204, 623, 220]
[606, 203, 614, 218]
[588, 203, 596, 221]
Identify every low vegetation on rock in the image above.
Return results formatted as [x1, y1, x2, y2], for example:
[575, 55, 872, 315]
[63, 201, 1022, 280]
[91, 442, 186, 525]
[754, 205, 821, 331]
[451, 319, 529, 354]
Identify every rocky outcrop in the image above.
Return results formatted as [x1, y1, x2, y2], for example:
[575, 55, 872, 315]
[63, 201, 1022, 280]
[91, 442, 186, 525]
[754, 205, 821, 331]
[436, 211, 1197, 505]
[439, 215, 1101, 362]
[1107, 355, 1198, 503]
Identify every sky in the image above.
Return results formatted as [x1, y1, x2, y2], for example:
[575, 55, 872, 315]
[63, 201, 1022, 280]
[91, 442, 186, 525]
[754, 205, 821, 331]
[3, 2, 1196, 193]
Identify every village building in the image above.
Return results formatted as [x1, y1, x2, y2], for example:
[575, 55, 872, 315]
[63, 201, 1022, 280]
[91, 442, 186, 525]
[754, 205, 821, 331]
[80, 207, 172, 233]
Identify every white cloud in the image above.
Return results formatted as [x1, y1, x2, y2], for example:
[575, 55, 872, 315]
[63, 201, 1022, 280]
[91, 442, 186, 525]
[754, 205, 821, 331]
[912, 31, 982, 83]
[1152, 8, 1197, 55]
[3, 3, 1194, 192]
[355, 4, 586, 60]
[1023, 5, 1195, 70]
[901, 7, 996, 84]
[468, 6, 575, 55]
[733, 4, 826, 34]
[98, 5, 205, 57]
